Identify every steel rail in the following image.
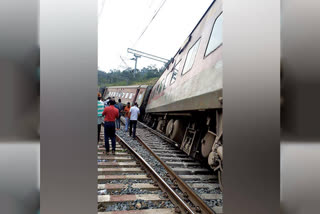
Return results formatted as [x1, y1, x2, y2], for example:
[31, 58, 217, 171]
[138, 121, 179, 146]
[115, 134, 195, 214]
[135, 134, 216, 214]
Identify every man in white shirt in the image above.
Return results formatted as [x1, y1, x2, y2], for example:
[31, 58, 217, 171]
[129, 102, 140, 139]
[104, 97, 111, 107]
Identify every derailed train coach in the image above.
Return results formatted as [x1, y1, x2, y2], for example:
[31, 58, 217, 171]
[103, 85, 153, 120]
[143, 0, 223, 185]
[102, 0, 223, 186]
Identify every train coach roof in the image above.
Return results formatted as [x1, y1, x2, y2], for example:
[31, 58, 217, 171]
[171, 0, 216, 59]
[153, 1, 216, 87]
[106, 85, 149, 89]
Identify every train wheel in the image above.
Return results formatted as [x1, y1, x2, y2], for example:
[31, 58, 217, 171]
[208, 150, 223, 191]
[170, 119, 186, 142]
[156, 120, 164, 132]
[165, 119, 174, 136]
[201, 131, 216, 158]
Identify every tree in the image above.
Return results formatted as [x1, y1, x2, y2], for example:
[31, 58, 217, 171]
[98, 65, 163, 87]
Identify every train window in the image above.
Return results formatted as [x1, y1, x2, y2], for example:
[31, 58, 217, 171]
[125, 93, 129, 98]
[159, 79, 165, 92]
[122, 93, 125, 98]
[205, 13, 223, 57]
[163, 78, 166, 90]
[150, 88, 155, 99]
[170, 60, 181, 84]
[129, 93, 133, 99]
[164, 72, 172, 89]
[182, 38, 201, 75]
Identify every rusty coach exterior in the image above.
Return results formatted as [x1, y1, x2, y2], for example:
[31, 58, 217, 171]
[103, 85, 152, 120]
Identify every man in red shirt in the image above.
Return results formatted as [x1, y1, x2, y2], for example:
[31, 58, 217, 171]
[102, 100, 119, 154]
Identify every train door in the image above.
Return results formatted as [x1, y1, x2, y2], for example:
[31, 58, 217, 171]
[133, 88, 140, 104]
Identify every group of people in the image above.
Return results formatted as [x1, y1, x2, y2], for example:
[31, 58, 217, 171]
[97, 92, 140, 154]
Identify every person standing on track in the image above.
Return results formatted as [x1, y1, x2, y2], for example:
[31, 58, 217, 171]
[104, 97, 111, 107]
[129, 102, 140, 139]
[115, 99, 123, 130]
[124, 102, 131, 132]
[102, 100, 119, 154]
[97, 93, 104, 145]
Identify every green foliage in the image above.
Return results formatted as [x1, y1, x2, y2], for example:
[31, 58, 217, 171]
[98, 65, 165, 87]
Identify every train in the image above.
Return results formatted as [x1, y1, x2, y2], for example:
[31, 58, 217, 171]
[102, 0, 223, 187]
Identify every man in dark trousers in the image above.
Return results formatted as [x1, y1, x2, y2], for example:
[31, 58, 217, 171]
[102, 100, 119, 154]
[114, 99, 123, 130]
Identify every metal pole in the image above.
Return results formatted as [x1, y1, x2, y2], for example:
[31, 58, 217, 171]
[133, 56, 137, 78]
[128, 48, 169, 63]
[132, 54, 140, 78]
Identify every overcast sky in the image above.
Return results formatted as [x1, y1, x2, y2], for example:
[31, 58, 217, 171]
[98, 0, 213, 72]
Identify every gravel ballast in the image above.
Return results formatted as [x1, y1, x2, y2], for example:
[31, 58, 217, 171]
[117, 126, 223, 208]
[98, 125, 223, 212]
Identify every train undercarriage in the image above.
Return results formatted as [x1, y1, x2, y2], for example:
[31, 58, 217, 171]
[143, 108, 223, 189]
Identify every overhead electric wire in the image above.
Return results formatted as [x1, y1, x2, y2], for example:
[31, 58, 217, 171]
[98, 0, 108, 24]
[132, 0, 167, 47]
[119, 56, 130, 69]
[116, 0, 167, 70]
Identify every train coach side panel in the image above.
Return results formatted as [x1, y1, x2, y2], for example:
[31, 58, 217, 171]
[146, 60, 222, 112]
[104, 85, 149, 107]
[146, 0, 223, 113]
[104, 86, 139, 105]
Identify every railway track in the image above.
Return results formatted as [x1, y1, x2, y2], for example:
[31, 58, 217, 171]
[136, 121, 223, 214]
[97, 120, 222, 214]
[97, 132, 196, 213]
